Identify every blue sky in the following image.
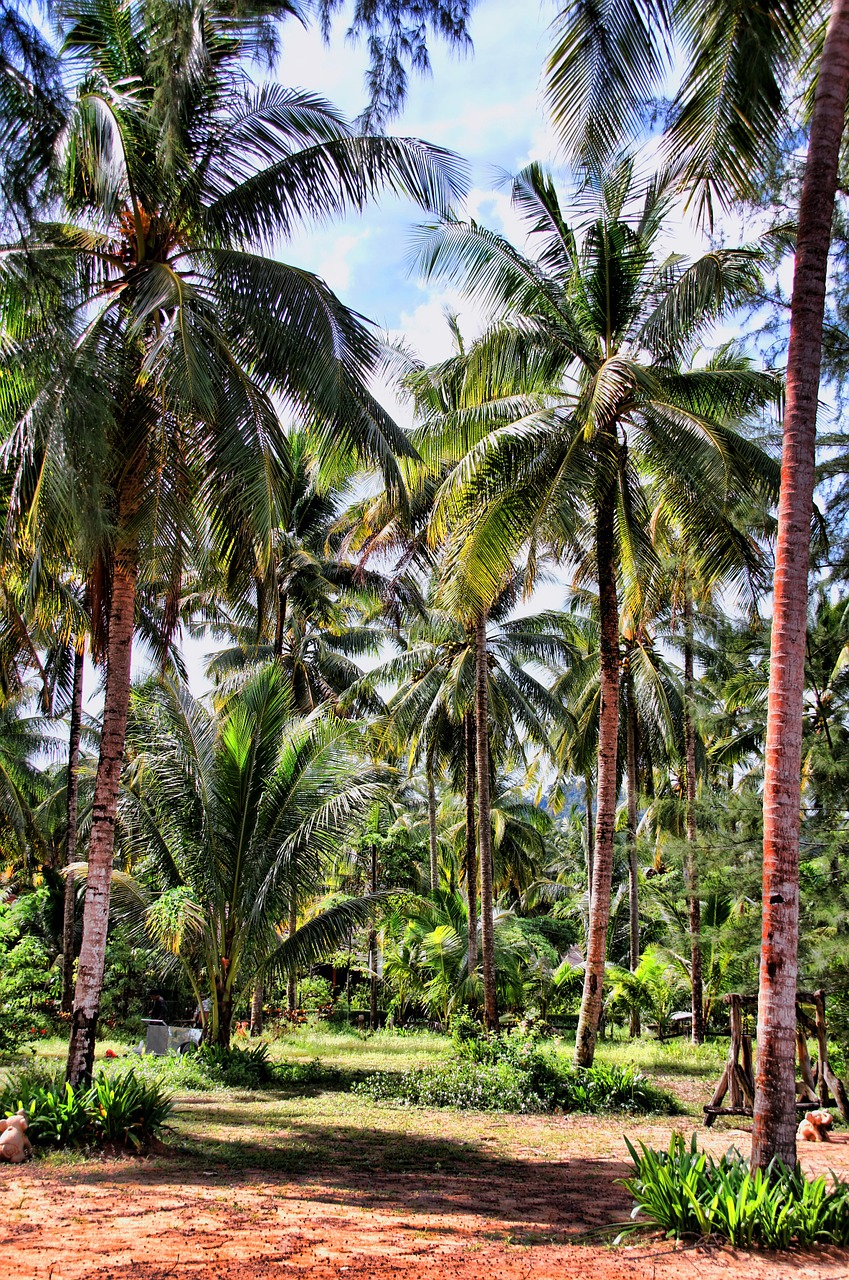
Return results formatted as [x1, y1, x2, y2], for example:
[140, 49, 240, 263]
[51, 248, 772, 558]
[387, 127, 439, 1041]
[272, 1, 557, 368]
[153, 3, 785, 693]
[169, 2, 565, 694]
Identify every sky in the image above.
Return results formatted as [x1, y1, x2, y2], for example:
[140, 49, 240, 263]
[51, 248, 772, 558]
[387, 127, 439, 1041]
[271, 1, 557, 369]
[133, 0, 788, 699]
[164, 0, 564, 697]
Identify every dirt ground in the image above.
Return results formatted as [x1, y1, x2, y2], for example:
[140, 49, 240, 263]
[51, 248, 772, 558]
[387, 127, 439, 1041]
[3, 1107, 849, 1280]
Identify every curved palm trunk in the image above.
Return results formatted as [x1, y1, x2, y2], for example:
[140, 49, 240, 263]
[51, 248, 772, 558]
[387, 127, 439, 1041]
[625, 667, 640, 1038]
[683, 592, 705, 1046]
[475, 616, 498, 1031]
[754, 0, 849, 1171]
[66, 549, 138, 1086]
[426, 756, 439, 893]
[575, 493, 619, 1067]
[464, 713, 478, 977]
[61, 641, 85, 1014]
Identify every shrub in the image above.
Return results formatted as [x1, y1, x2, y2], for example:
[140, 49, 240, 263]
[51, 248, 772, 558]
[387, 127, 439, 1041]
[0, 1006, 50, 1055]
[104, 1043, 328, 1092]
[354, 1032, 676, 1115]
[89, 1072, 173, 1149]
[0, 1066, 173, 1151]
[621, 1134, 849, 1248]
[197, 1042, 276, 1088]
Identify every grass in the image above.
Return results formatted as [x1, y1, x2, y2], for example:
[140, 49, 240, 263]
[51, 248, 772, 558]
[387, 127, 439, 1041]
[13, 1026, 724, 1104]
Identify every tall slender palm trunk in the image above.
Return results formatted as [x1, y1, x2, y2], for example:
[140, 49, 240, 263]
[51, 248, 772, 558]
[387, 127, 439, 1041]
[584, 772, 594, 909]
[66, 548, 138, 1086]
[426, 758, 439, 893]
[61, 641, 85, 1014]
[625, 669, 640, 1037]
[369, 838, 379, 1030]
[575, 492, 620, 1067]
[250, 978, 263, 1037]
[683, 593, 705, 1046]
[753, 0, 849, 1171]
[287, 894, 298, 1014]
[464, 713, 478, 976]
[474, 617, 498, 1031]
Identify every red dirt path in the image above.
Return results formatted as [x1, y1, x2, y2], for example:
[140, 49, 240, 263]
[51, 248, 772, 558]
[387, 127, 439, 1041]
[2, 1122, 848, 1279]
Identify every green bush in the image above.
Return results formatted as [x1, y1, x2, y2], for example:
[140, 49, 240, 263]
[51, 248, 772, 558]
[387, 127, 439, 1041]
[198, 1042, 276, 1088]
[89, 1072, 173, 1149]
[0, 1066, 173, 1151]
[354, 1033, 676, 1114]
[621, 1134, 849, 1248]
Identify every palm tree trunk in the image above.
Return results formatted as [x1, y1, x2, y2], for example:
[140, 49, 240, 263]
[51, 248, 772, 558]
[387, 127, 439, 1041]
[250, 978, 263, 1037]
[61, 641, 85, 1015]
[683, 592, 705, 1046]
[753, 0, 849, 1172]
[426, 756, 439, 893]
[369, 838, 379, 1030]
[575, 492, 619, 1068]
[66, 548, 138, 1086]
[287, 893, 298, 1015]
[216, 985, 233, 1048]
[464, 713, 478, 976]
[584, 772, 594, 910]
[625, 668, 640, 1038]
[475, 616, 498, 1031]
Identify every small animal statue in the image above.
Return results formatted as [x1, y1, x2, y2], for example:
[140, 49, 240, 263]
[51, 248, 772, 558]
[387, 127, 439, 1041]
[797, 1108, 834, 1143]
[0, 1112, 32, 1163]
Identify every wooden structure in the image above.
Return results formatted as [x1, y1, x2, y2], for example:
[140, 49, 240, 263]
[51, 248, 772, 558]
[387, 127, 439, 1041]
[704, 990, 849, 1127]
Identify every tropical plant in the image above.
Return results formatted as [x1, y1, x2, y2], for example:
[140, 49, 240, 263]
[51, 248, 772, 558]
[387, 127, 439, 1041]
[412, 157, 778, 1066]
[546, 0, 849, 1171]
[0, 0, 464, 1084]
[621, 1133, 849, 1247]
[111, 664, 395, 1046]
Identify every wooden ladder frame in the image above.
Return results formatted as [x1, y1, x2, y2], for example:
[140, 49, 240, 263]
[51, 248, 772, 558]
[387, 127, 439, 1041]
[704, 989, 849, 1127]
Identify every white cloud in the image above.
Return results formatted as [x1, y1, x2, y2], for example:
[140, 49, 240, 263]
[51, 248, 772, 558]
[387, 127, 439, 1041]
[314, 230, 372, 293]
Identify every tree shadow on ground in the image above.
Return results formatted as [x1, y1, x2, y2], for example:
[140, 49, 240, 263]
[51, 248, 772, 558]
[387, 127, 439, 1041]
[37, 1117, 636, 1240]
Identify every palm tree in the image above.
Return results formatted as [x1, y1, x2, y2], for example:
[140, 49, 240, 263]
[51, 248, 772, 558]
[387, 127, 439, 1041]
[355, 590, 567, 1026]
[0, 0, 463, 1085]
[546, 0, 849, 1171]
[414, 159, 778, 1065]
[550, 596, 682, 1035]
[115, 665, 390, 1047]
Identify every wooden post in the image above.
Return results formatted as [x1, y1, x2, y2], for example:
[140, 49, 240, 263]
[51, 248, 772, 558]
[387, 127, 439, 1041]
[797, 1026, 819, 1103]
[814, 990, 849, 1121]
[729, 996, 743, 1108]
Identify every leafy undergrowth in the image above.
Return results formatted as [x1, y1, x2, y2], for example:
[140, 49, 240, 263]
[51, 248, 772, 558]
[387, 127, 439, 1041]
[621, 1134, 849, 1248]
[353, 1031, 678, 1115]
[107, 1042, 328, 1093]
[0, 1065, 173, 1151]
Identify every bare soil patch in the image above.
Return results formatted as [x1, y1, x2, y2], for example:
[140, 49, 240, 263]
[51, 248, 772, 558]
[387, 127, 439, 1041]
[2, 1097, 848, 1280]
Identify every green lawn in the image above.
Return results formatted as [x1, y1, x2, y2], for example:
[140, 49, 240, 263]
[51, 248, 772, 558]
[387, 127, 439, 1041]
[0, 1026, 741, 1174]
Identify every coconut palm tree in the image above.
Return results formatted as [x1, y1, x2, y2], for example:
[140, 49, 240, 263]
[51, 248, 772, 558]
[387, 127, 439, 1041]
[0, 0, 463, 1084]
[548, 596, 683, 1036]
[354, 588, 567, 1024]
[113, 665, 392, 1046]
[546, 0, 849, 1170]
[413, 159, 778, 1065]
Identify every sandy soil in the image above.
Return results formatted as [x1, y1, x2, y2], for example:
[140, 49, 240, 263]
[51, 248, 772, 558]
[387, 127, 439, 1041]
[2, 1117, 848, 1280]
